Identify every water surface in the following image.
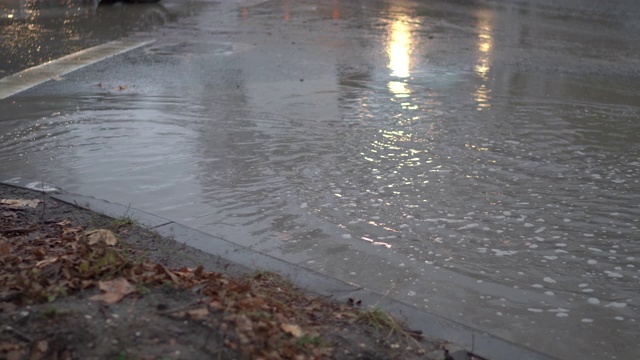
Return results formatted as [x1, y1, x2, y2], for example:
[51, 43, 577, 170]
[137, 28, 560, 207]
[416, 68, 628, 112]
[1, 0, 639, 359]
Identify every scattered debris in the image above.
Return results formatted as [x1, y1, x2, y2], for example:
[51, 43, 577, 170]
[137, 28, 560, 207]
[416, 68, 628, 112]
[0, 185, 469, 359]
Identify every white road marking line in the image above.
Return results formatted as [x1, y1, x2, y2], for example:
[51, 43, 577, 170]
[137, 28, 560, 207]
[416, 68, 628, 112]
[0, 39, 155, 100]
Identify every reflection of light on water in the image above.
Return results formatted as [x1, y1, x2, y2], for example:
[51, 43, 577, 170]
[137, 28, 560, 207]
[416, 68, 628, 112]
[474, 12, 494, 111]
[478, 33, 492, 53]
[361, 236, 392, 248]
[387, 17, 412, 79]
[387, 16, 415, 100]
[332, 0, 340, 20]
[475, 84, 491, 110]
[387, 80, 409, 97]
[475, 57, 490, 78]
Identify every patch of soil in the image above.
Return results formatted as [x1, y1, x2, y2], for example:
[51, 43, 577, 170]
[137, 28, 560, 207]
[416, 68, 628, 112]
[0, 184, 471, 360]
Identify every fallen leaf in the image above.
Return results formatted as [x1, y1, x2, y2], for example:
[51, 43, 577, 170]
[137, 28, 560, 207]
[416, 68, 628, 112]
[30, 340, 48, 360]
[186, 307, 209, 320]
[90, 278, 134, 303]
[35, 257, 58, 268]
[56, 220, 72, 227]
[118, 85, 128, 91]
[281, 323, 303, 338]
[0, 342, 21, 352]
[7, 350, 24, 360]
[0, 240, 10, 256]
[2, 211, 17, 219]
[0, 199, 41, 209]
[86, 229, 118, 246]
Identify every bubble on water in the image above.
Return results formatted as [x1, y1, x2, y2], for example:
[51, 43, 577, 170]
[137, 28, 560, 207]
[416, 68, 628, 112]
[555, 249, 568, 253]
[341, 234, 352, 239]
[532, 284, 544, 288]
[606, 302, 627, 308]
[555, 243, 567, 247]
[581, 318, 594, 323]
[534, 237, 545, 242]
[491, 249, 518, 256]
[477, 248, 488, 253]
[544, 256, 558, 260]
[545, 291, 555, 296]
[549, 308, 569, 313]
[614, 316, 624, 321]
[578, 283, 589, 288]
[588, 298, 600, 305]
[582, 288, 594, 293]
[300, 202, 308, 209]
[584, 233, 594, 237]
[529, 244, 539, 249]
[587, 259, 598, 265]
[458, 223, 479, 230]
[503, 211, 512, 216]
[589, 248, 603, 252]
[543, 277, 557, 284]
[496, 312, 503, 316]
[556, 313, 569, 317]
[604, 271, 623, 278]
[564, 218, 571, 222]
[535, 227, 546, 233]
[407, 290, 416, 296]
[527, 308, 544, 313]
[524, 223, 534, 227]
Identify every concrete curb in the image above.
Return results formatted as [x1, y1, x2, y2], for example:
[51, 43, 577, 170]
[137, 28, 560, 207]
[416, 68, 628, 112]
[2, 179, 557, 360]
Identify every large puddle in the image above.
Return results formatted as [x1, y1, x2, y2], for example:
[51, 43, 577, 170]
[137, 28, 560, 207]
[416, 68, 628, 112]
[1, 0, 639, 359]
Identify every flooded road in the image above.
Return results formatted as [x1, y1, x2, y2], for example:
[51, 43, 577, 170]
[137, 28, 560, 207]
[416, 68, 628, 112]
[1, 0, 639, 359]
[0, 0, 200, 77]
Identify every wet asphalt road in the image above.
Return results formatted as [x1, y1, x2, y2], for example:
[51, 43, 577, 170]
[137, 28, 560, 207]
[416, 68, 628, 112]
[2, 1, 640, 359]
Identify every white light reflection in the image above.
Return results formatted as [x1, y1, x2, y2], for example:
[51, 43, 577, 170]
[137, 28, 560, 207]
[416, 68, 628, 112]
[361, 236, 392, 248]
[387, 16, 414, 97]
[474, 12, 494, 111]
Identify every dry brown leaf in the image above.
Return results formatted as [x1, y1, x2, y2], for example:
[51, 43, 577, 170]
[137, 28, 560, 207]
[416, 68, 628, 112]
[35, 257, 58, 268]
[281, 323, 303, 338]
[118, 85, 128, 91]
[0, 199, 41, 209]
[7, 350, 24, 360]
[186, 307, 209, 320]
[90, 278, 134, 303]
[30, 340, 48, 360]
[0, 240, 10, 256]
[86, 229, 118, 246]
[56, 220, 72, 227]
[209, 300, 223, 310]
[0, 342, 21, 352]
[2, 211, 17, 219]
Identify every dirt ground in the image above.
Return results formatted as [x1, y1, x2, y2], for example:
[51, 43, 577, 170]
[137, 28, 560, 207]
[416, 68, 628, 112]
[0, 184, 476, 360]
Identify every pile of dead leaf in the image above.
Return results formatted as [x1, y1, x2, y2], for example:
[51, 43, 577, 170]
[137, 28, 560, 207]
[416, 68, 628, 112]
[1, 195, 459, 360]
